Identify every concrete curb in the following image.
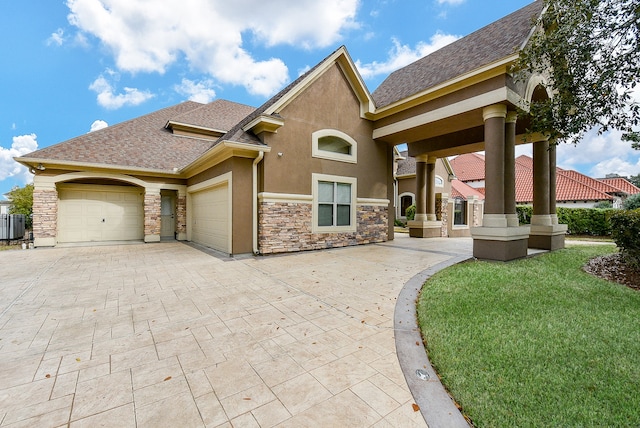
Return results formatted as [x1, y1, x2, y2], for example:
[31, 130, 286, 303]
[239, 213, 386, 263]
[394, 254, 472, 428]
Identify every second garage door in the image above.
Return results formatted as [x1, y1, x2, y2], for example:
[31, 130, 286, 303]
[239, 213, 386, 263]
[58, 184, 144, 243]
[190, 183, 230, 253]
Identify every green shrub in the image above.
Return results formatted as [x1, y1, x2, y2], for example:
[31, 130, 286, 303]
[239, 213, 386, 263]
[406, 204, 416, 221]
[623, 193, 640, 210]
[557, 207, 612, 236]
[594, 200, 613, 209]
[610, 209, 640, 269]
[516, 205, 533, 224]
[516, 205, 612, 236]
[394, 218, 406, 227]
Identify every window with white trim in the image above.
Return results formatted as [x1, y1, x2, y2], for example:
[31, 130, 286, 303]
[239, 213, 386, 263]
[312, 173, 357, 233]
[453, 197, 467, 226]
[312, 129, 357, 163]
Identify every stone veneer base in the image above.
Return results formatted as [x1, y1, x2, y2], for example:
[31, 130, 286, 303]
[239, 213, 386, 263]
[258, 201, 388, 254]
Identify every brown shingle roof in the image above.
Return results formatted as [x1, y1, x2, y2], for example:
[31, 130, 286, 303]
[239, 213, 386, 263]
[169, 99, 256, 132]
[396, 151, 416, 176]
[19, 100, 258, 172]
[372, 1, 544, 108]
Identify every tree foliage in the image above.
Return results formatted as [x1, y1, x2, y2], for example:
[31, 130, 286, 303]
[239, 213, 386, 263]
[623, 193, 640, 210]
[7, 183, 33, 229]
[515, 0, 640, 145]
[629, 174, 640, 188]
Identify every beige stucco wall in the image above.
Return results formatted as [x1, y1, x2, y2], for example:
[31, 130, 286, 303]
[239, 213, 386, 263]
[260, 64, 388, 200]
[188, 157, 254, 254]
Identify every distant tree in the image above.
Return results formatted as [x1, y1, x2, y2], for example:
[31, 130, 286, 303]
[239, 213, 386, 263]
[623, 193, 640, 210]
[8, 183, 33, 229]
[629, 174, 640, 188]
[515, 0, 640, 145]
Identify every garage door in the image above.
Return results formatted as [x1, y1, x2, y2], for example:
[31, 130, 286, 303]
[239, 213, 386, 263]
[58, 184, 144, 243]
[190, 183, 229, 253]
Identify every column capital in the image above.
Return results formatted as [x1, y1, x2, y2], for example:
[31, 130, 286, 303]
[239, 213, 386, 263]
[483, 104, 507, 121]
[414, 154, 430, 163]
[506, 111, 518, 124]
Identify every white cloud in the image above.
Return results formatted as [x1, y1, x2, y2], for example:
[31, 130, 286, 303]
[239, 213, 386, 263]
[65, 0, 359, 97]
[0, 134, 38, 184]
[436, 0, 465, 5]
[89, 120, 108, 132]
[174, 79, 216, 104]
[47, 28, 65, 46]
[356, 33, 459, 79]
[89, 72, 154, 109]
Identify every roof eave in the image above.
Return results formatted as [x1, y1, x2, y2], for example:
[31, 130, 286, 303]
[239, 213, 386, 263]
[15, 157, 185, 178]
[180, 141, 271, 177]
[373, 54, 520, 119]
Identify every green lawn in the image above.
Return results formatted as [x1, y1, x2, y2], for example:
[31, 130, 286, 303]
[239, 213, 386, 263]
[417, 245, 640, 427]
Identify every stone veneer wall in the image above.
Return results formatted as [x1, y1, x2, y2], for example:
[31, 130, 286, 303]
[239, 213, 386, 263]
[472, 201, 483, 227]
[33, 188, 58, 240]
[176, 196, 186, 235]
[439, 198, 448, 237]
[144, 192, 161, 237]
[258, 202, 388, 254]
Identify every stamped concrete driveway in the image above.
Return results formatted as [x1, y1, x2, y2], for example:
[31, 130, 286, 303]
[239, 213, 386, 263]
[0, 234, 472, 427]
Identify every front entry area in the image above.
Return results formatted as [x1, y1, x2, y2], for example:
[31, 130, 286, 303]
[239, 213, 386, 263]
[160, 190, 176, 239]
[57, 184, 144, 243]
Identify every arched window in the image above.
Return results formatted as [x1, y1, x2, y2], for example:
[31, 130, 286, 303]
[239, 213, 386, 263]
[312, 129, 357, 163]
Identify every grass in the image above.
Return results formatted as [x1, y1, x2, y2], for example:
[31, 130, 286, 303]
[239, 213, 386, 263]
[417, 245, 640, 427]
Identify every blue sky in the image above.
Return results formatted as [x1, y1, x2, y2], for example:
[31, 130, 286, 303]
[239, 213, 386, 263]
[2, 0, 639, 199]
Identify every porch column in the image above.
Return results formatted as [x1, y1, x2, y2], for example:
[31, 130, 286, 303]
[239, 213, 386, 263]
[415, 156, 427, 221]
[32, 177, 58, 247]
[483, 105, 507, 226]
[144, 187, 161, 243]
[532, 138, 551, 225]
[471, 104, 530, 261]
[549, 143, 558, 225]
[426, 156, 437, 221]
[176, 189, 187, 241]
[529, 137, 567, 249]
[409, 154, 441, 237]
[505, 111, 518, 227]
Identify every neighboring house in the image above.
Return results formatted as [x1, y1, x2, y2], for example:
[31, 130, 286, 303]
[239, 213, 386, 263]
[450, 153, 637, 208]
[394, 150, 484, 237]
[0, 200, 10, 215]
[17, 1, 556, 261]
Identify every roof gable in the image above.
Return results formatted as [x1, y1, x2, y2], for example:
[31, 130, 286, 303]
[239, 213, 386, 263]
[372, 1, 544, 109]
[600, 177, 640, 195]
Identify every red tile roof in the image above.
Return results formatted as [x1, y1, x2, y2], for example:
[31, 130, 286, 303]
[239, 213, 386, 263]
[600, 177, 640, 195]
[447, 154, 615, 204]
[451, 179, 485, 200]
[449, 153, 485, 181]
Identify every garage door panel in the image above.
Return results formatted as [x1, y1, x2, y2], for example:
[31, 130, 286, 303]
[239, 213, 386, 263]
[58, 185, 144, 243]
[191, 184, 229, 253]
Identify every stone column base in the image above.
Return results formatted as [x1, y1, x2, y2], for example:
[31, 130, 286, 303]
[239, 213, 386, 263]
[144, 235, 161, 243]
[529, 224, 568, 250]
[408, 220, 441, 238]
[471, 226, 530, 261]
[34, 237, 56, 247]
[176, 232, 187, 241]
